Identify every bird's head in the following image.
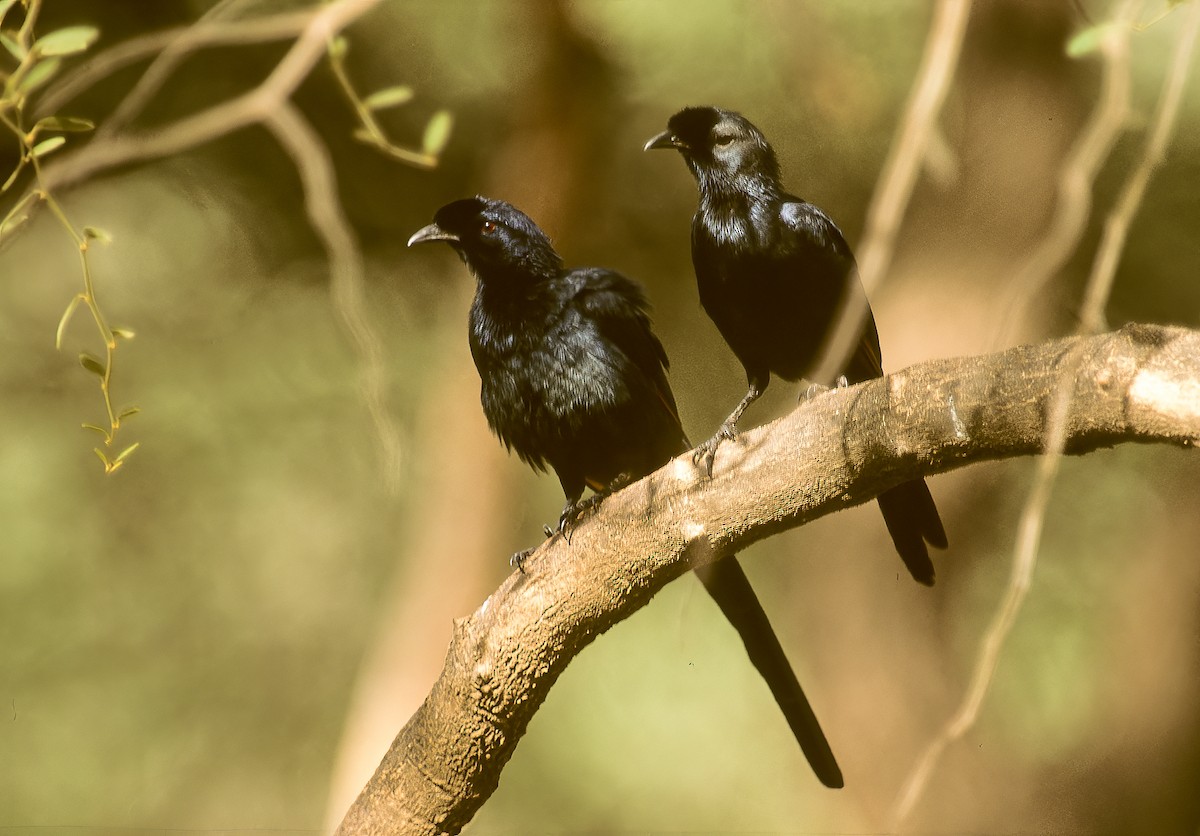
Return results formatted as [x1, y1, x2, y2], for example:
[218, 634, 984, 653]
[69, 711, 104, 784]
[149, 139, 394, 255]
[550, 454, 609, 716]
[644, 106, 780, 189]
[407, 196, 562, 281]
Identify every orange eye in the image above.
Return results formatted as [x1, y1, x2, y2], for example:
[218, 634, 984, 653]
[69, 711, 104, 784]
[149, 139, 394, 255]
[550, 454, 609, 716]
[481, 220, 497, 234]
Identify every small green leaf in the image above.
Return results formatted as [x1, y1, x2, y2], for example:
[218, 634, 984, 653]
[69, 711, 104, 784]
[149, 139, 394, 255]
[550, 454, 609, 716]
[0, 31, 24, 60]
[328, 35, 347, 58]
[421, 110, 454, 158]
[1, 159, 25, 193]
[30, 136, 66, 158]
[93, 447, 110, 468]
[114, 442, 140, 464]
[81, 423, 109, 438]
[1, 191, 35, 236]
[0, 0, 19, 25]
[36, 115, 95, 133]
[363, 85, 414, 111]
[56, 294, 83, 349]
[35, 25, 99, 57]
[18, 57, 61, 94]
[78, 351, 106, 376]
[1066, 23, 1117, 58]
[83, 226, 112, 243]
[0, 211, 28, 237]
[111, 327, 134, 340]
[117, 406, 141, 420]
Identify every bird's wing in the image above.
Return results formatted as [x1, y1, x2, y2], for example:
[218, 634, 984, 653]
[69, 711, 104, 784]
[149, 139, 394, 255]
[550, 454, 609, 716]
[780, 199, 884, 381]
[779, 199, 856, 261]
[568, 268, 686, 437]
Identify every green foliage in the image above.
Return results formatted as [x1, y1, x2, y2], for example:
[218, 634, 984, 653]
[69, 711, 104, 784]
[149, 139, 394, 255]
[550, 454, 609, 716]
[421, 108, 454, 158]
[36, 114, 93, 131]
[0, 0, 139, 473]
[28, 133, 62, 156]
[326, 34, 453, 169]
[1, 5, 456, 477]
[1067, 0, 1194, 57]
[1066, 22, 1118, 58]
[78, 351, 106, 376]
[361, 84, 413, 110]
[33, 24, 98, 57]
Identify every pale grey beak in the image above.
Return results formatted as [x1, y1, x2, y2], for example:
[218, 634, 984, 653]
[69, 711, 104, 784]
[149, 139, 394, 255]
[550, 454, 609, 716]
[644, 130, 684, 152]
[407, 223, 459, 247]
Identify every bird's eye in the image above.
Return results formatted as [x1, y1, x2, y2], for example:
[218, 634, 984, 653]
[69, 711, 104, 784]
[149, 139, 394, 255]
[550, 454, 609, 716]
[713, 133, 735, 147]
[481, 219, 497, 234]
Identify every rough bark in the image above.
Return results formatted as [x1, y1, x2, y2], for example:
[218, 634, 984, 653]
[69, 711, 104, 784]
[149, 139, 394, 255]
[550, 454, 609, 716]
[336, 324, 1200, 835]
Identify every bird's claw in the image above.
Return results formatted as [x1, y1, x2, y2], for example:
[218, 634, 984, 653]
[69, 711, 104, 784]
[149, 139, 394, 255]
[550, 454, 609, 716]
[802, 382, 828, 402]
[556, 512, 574, 543]
[692, 422, 737, 478]
[556, 494, 605, 544]
[513, 520, 564, 574]
[510, 547, 536, 573]
[801, 375, 850, 403]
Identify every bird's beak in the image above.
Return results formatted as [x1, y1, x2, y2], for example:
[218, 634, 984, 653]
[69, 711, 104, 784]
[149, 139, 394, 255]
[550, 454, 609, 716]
[407, 223, 459, 247]
[643, 130, 684, 152]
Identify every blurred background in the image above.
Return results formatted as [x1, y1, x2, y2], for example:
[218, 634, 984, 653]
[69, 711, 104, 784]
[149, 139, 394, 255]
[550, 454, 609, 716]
[1, 0, 1198, 833]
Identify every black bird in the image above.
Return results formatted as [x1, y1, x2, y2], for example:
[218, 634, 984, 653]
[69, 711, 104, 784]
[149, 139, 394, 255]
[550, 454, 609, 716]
[646, 106, 947, 586]
[408, 196, 843, 788]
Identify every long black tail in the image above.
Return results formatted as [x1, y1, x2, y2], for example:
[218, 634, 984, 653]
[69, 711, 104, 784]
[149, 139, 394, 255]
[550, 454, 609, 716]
[693, 555, 843, 788]
[875, 478, 947, 586]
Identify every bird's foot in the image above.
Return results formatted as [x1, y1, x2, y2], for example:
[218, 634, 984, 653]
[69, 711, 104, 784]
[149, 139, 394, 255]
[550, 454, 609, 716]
[802, 382, 828, 401]
[556, 494, 605, 543]
[510, 523, 560, 574]
[605, 472, 634, 493]
[801, 375, 850, 403]
[692, 421, 737, 478]
[510, 546, 536, 573]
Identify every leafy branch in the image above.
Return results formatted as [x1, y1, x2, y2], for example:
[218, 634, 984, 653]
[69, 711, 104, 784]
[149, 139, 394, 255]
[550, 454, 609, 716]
[4, 0, 450, 480]
[1, 0, 139, 473]
[326, 33, 453, 168]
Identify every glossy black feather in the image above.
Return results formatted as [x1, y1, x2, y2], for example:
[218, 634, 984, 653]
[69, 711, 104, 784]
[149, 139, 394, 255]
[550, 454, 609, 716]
[410, 196, 842, 787]
[652, 106, 946, 585]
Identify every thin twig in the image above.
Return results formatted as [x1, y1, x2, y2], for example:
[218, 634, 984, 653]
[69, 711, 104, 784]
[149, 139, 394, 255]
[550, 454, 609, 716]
[1079, 0, 1200, 332]
[811, 0, 973, 385]
[1, 0, 138, 469]
[99, 0, 262, 137]
[890, 0, 1200, 826]
[34, 9, 314, 119]
[325, 38, 439, 169]
[993, 0, 1139, 347]
[263, 102, 404, 492]
[32, 0, 382, 195]
[15, 0, 402, 482]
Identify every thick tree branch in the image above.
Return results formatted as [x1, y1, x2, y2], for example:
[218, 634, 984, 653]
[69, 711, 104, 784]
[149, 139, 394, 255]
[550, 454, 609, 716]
[336, 324, 1200, 836]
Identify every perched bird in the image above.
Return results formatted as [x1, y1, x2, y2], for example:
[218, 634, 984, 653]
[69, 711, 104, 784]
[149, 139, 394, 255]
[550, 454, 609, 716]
[646, 106, 946, 585]
[408, 196, 843, 787]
